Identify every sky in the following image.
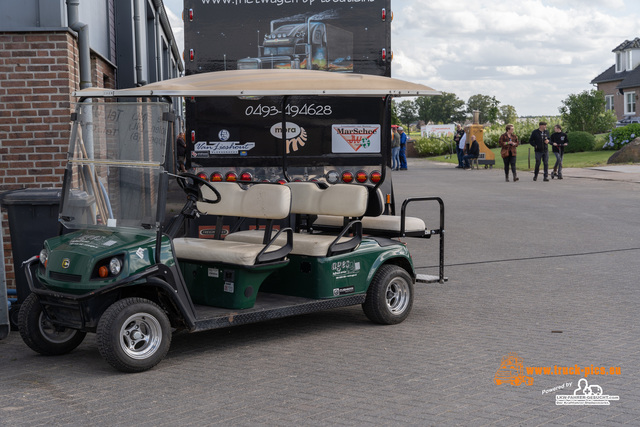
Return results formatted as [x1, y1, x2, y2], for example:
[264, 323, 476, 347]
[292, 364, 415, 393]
[162, 0, 639, 116]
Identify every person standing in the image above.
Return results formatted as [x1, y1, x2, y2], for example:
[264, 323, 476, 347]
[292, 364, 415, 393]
[550, 124, 568, 179]
[398, 126, 408, 170]
[499, 124, 519, 182]
[176, 132, 187, 173]
[529, 121, 550, 181]
[453, 124, 465, 168]
[462, 134, 479, 169]
[458, 130, 467, 169]
[391, 127, 401, 170]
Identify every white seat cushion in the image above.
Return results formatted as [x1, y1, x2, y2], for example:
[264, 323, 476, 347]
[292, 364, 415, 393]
[198, 183, 291, 219]
[286, 182, 367, 217]
[173, 237, 284, 266]
[314, 214, 427, 234]
[226, 230, 352, 257]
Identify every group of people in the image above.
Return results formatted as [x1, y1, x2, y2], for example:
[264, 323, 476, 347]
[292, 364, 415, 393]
[454, 124, 480, 170]
[499, 121, 568, 182]
[455, 121, 569, 182]
[391, 126, 408, 170]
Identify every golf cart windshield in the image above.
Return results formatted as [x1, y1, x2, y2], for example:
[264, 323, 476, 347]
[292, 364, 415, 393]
[59, 102, 170, 230]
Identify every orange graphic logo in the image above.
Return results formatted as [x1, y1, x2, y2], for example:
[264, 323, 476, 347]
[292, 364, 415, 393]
[494, 353, 534, 386]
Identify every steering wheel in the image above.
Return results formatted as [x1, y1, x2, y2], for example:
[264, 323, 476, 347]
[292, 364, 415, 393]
[177, 173, 222, 204]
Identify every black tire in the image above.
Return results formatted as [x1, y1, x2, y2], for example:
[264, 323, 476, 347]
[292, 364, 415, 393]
[362, 264, 414, 325]
[18, 293, 86, 356]
[97, 298, 171, 373]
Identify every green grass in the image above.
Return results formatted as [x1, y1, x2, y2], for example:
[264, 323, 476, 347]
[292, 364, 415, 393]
[427, 147, 615, 170]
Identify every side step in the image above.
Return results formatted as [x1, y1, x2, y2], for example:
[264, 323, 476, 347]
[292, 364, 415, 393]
[416, 273, 448, 284]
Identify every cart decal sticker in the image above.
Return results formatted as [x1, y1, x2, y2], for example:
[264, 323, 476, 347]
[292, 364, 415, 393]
[218, 129, 230, 141]
[208, 268, 219, 278]
[135, 248, 145, 259]
[199, 225, 230, 239]
[194, 141, 256, 155]
[333, 286, 355, 296]
[103, 240, 117, 247]
[69, 234, 113, 249]
[331, 260, 360, 279]
[62, 258, 70, 269]
[270, 122, 308, 153]
[331, 125, 380, 153]
[224, 282, 234, 293]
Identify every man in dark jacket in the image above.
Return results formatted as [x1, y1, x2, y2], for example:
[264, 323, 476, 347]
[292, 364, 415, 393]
[550, 124, 568, 179]
[462, 134, 480, 169]
[529, 121, 550, 181]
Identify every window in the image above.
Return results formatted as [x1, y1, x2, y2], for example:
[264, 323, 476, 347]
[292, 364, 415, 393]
[605, 95, 614, 111]
[626, 50, 633, 71]
[616, 52, 623, 72]
[625, 92, 636, 115]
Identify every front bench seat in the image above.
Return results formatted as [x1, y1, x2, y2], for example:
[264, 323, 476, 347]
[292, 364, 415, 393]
[225, 182, 368, 257]
[173, 183, 292, 265]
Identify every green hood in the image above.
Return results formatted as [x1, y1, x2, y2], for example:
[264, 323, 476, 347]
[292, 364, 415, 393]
[39, 228, 173, 294]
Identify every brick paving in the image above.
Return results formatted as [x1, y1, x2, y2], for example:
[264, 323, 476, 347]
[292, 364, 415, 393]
[1, 160, 639, 426]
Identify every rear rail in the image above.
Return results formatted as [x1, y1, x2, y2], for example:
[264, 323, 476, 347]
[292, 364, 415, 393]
[312, 194, 446, 283]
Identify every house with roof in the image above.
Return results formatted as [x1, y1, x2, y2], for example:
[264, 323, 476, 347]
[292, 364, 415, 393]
[591, 37, 640, 121]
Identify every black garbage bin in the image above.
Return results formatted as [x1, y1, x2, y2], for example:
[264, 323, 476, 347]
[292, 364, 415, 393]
[0, 188, 62, 326]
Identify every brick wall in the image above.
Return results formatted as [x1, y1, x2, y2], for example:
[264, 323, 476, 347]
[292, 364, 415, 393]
[0, 30, 115, 288]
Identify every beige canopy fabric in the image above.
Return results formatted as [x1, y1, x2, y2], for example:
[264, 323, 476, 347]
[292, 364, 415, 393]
[74, 69, 440, 98]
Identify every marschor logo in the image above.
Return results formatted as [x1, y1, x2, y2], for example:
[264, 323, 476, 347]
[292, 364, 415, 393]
[494, 353, 534, 386]
[331, 124, 380, 153]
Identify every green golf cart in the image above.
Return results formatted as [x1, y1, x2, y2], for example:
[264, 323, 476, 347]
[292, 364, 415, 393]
[19, 70, 444, 372]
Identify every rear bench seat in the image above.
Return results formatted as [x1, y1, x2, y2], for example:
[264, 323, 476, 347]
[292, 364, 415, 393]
[225, 182, 368, 257]
[173, 182, 293, 266]
[312, 188, 435, 238]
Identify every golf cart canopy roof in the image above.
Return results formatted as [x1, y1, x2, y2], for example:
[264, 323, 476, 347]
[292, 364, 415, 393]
[74, 69, 440, 98]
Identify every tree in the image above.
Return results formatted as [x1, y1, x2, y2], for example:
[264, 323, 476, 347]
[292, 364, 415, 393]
[558, 89, 616, 134]
[415, 92, 466, 125]
[390, 101, 400, 126]
[467, 94, 500, 123]
[396, 99, 417, 129]
[498, 105, 518, 125]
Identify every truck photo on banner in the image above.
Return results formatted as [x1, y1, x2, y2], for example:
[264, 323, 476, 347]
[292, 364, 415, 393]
[184, 0, 392, 171]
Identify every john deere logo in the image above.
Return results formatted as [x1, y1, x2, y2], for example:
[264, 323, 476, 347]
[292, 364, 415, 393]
[62, 259, 70, 269]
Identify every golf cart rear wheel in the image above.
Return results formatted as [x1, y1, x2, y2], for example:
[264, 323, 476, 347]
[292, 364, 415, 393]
[363, 264, 414, 325]
[97, 298, 171, 373]
[18, 293, 87, 356]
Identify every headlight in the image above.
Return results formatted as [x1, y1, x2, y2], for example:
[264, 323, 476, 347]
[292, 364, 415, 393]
[109, 257, 122, 276]
[39, 249, 48, 267]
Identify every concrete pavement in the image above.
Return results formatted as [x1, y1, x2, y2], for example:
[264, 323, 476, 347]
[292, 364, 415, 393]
[1, 159, 639, 426]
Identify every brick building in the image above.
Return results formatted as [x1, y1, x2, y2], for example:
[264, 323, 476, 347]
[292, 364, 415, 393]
[0, 0, 183, 289]
[591, 37, 640, 121]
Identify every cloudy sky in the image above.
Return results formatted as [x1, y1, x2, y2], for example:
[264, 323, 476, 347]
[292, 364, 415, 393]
[163, 0, 638, 116]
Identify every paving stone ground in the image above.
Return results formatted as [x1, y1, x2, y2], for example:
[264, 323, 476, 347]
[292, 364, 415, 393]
[1, 159, 638, 426]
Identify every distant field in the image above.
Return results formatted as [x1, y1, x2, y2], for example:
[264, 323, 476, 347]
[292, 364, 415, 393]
[426, 147, 615, 170]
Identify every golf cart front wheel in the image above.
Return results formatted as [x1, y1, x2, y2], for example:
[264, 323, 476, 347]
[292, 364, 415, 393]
[18, 293, 87, 356]
[362, 264, 414, 325]
[97, 298, 171, 373]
